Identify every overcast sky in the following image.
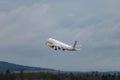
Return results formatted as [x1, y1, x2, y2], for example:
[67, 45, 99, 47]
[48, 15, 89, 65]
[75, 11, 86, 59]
[0, 0, 120, 71]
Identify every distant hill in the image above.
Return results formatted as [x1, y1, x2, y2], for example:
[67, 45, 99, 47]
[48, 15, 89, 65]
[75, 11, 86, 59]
[0, 61, 54, 72]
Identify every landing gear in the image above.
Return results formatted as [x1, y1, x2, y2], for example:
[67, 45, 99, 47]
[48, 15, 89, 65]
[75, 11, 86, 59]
[58, 47, 61, 49]
[51, 46, 54, 48]
[62, 49, 65, 51]
[54, 46, 57, 50]
[55, 48, 57, 50]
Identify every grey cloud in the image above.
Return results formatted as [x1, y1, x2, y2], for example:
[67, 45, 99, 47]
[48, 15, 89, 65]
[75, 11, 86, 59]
[0, 0, 120, 71]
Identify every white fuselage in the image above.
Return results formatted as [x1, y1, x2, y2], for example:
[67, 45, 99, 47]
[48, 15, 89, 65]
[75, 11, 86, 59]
[46, 38, 76, 51]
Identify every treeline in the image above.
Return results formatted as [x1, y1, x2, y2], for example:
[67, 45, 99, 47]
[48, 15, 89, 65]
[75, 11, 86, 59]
[1, 70, 120, 80]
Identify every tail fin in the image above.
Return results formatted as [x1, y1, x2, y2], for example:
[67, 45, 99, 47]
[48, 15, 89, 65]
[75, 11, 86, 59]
[72, 41, 77, 48]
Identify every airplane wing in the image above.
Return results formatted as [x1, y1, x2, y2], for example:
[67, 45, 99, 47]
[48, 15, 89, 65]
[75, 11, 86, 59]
[51, 43, 65, 50]
[53, 43, 61, 47]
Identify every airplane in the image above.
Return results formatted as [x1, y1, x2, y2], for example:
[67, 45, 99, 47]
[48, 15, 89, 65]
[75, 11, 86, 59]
[46, 38, 81, 51]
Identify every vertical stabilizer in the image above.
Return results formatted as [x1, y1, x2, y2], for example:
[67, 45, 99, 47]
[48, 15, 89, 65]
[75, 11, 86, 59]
[72, 41, 77, 48]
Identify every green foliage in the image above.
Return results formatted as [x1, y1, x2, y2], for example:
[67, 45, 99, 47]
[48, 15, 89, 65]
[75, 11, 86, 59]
[0, 70, 120, 80]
